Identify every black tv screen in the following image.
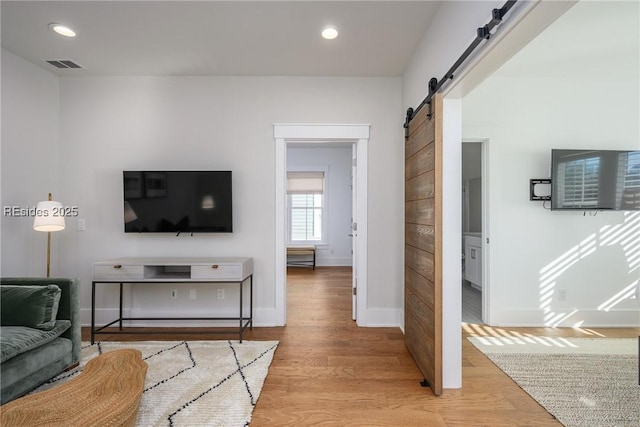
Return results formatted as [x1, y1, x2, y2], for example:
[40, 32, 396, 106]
[123, 171, 232, 233]
[551, 149, 640, 211]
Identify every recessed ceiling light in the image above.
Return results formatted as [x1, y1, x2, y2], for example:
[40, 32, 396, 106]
[321, 26, 339, 40]
[49, 23, 76, 38]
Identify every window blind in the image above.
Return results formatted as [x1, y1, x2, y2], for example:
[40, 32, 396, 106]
[287, 172, 324, 194]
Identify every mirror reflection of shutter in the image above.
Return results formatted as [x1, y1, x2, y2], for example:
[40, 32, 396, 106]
[560, 156, 599, 208]
[621, 152, 640, 209]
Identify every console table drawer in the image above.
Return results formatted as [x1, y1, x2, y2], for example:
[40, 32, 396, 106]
[191, 264, 241, 280]
[94, 265, 144, 280]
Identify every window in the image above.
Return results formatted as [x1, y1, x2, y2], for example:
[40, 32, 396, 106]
[290, 194, 323, 241]
[287, 171, 325, 243]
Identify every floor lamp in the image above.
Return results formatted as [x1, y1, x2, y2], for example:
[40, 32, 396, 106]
[33, 193, 66, 277]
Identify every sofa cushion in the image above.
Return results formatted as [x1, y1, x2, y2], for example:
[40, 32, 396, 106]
[0, 321, 71, 363]
[0, 285, 61, 330]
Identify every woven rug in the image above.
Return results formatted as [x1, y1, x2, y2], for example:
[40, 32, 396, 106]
[33, 340, 278, 427]
[468, 337, 639, 427]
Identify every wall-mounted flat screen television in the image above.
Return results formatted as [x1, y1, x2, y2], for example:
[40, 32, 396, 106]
[123, 171, 233, 233]
[551, 149, 640, 211]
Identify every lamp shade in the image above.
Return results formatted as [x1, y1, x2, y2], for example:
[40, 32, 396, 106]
[201, 195, 215, 210]
[33, 201, 66, 232]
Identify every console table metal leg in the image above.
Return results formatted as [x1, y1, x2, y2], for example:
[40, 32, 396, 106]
[249, 275, 253, 330]
[91, 281, 96, 345]
[119, 282, 124, 331]
[239, 280, 243, 343]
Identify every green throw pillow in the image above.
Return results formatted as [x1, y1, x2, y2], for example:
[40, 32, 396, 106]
[0, 285, 62, 330]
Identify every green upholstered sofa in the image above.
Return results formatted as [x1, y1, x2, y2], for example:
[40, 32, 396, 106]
[0, 278, 81, 404]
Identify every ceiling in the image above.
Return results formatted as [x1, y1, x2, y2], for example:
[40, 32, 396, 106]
[1, 1, 441, 77]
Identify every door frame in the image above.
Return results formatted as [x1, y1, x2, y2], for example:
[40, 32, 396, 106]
[351, 143, 358, 320]
[274, 123, 370, 326]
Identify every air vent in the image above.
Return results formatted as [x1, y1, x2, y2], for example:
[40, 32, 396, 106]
[44, 59, 83, 69]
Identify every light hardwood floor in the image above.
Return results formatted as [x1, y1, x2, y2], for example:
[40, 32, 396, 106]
[82, 267, 639, 426]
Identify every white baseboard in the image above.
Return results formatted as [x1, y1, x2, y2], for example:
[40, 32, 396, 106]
[490, 308, 640, 328]
[253, 307, 280, 327]
[316, 257, 352, 267]
[359, 308, 402, 328]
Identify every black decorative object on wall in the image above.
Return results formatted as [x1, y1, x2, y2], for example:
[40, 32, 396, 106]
[530, 179, 552, 201]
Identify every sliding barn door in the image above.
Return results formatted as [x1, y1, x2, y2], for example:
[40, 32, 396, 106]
[404, 93, 443, 396]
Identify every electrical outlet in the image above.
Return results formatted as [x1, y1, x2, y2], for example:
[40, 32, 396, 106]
[189, 289, 197, 300]
[217, 289, 225, 300]
[170, 289, 178, 299]
[77, 219, 86, 231]
[558, 289, 567, 302]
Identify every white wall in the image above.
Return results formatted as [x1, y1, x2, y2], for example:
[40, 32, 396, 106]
[462, 1, 640, 327]
[1, 49, 61, 277]
[287, 147, 353, 266]
[28, 75, 401, 325]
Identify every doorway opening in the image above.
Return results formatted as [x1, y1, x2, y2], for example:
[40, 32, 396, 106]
[274, 124, 369, 326]
[461, 139, 489, 325]
[286, 142, 355, 322]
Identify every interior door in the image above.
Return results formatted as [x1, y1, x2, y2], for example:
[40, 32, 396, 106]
[404, 93, 443, 396]
[351, 143, 357, 320]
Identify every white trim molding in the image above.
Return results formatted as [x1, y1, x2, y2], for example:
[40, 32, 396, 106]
[274, 123, 370, 141]
[274, 123, 370, 326]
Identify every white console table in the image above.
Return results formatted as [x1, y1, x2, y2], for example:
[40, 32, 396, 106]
[91, 257, 253, 344]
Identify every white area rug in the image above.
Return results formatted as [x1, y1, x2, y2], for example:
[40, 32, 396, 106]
[35, 340, 278, 427]
[468, 337, 639, 427]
